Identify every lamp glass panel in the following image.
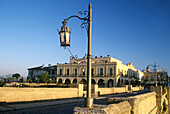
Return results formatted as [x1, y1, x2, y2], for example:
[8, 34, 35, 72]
[66, 32, 70, 44]
[60, 32, 65, 43]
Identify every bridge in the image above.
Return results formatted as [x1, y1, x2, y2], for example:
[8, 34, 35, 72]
[0, 84, 169, 114]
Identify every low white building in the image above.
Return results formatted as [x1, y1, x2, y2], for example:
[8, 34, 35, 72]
[27, 64, 57, 82]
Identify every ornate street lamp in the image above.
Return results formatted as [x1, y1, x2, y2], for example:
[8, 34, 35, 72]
[58, 3, 93, 108]
[58, 21, 71, 47]
[148, 63, 160, 87]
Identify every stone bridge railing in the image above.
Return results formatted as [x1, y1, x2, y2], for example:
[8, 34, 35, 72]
[74, 92, 157, 114]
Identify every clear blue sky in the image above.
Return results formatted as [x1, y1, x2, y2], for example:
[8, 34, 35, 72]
[0, 0, 170, 77]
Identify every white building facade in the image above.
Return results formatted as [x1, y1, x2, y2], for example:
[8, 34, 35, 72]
[56, 55, 142, 87]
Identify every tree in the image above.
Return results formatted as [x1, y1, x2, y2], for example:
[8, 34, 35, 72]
[12, 77, 15, 82]
[3, 78, 7, 82]
[0, 80, 4, 87]
[52, 76, 56, 83]
[49, 78, 52, 83]
[20, 77, 23, 82]
[12, 73, 21, 80]
[7, 77, 11, 82]
[37, 72, 50, 83]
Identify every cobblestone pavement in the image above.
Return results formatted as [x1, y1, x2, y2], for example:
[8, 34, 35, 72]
[0, 90, 150, 114]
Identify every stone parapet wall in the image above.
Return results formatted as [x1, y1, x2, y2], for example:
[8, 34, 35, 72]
[107, 92, 157, 114]
[102, 101, 131, 114]
[114, 87, 126, 93]
[74, 101, 131, 114]
[150, 86, 169, 113]
[132, 86, 143, 91]
[0, 84, 83, 103]
[167, 87, 170, 114]
[5, 82, 57, 87]
[97, 88, 114, 95]
[129, 92, 157, 114]
[74, 91, 157, 114]
[96, 86, 143, 95]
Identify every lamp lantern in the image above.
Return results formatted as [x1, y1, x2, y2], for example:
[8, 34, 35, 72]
[58, 21, 71, 47]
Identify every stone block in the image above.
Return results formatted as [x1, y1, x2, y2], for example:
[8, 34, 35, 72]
[74, 102, 131, 114]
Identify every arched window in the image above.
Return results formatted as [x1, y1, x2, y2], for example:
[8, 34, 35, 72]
[82, 68, 85, 76]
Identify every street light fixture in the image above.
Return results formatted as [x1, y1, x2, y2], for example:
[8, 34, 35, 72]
[58, 21, 71, 47]
[58, 3, 93, 108]
[147, 63, 160, 87]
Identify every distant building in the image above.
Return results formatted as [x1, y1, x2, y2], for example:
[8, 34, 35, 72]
[27, 55, 168, 87]
[142, 66, 168, 86]
[27, 64, 57, 82]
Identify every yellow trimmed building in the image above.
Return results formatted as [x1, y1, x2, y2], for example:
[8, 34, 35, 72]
[56, 55, 143, 87]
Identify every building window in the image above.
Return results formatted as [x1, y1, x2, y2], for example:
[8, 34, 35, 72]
[110, 68, 113, 76]
[157, 75, 159, 81]
[52, 71, 55, 75]
[161, 75, 163, 81]
[118, 69, 120, 76]
[114, 66, 116, 76]
[60, 69, 62, 75]
[82, 68, 85, 76]
[91, 68, 94, 76]
[121, 70, 123, 76]
[67, 69, 69, 76]
[75, 69, 77, 75]
[146, 75, 149, 81]
[151, 75, 154, 81]
[100, 68, 103, 75]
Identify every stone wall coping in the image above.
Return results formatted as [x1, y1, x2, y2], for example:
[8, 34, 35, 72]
[108, 92, 156, 103]
[74, 101, 131, 114]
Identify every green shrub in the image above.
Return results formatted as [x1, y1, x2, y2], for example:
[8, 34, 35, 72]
[21, 84, 30, 87]
[3, 84, 8, 87]
[0, 80, 4, 87]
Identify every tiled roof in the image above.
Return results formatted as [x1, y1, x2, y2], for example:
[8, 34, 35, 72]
[28, 65, 57, 70]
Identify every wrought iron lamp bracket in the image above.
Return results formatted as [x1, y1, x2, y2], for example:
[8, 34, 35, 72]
[148, 64, 160, 68]
[64, 10, 89, 32]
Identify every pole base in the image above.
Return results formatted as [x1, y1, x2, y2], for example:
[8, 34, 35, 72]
[84, 97, 93, 108]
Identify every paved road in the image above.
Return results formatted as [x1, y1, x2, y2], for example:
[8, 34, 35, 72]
[0, 90, 150, 114]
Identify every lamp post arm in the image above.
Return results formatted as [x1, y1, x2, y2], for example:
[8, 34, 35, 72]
[63, 11, 89, 32]
[64, 15, 88, 21]
[148, 64, 154, 67]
